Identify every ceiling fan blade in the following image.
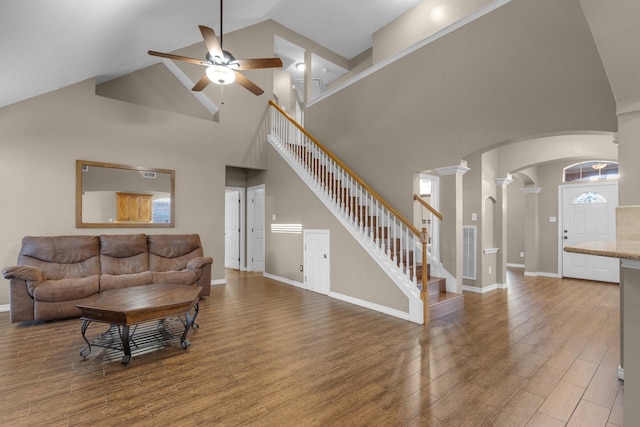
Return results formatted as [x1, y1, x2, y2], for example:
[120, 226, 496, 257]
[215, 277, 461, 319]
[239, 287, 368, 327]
[148, 50, 209, 66]
[232, 58, 283, 70]
[192, 74, 211, 92]
[234, 72, 264, 96]
[199, 25, 223, 59]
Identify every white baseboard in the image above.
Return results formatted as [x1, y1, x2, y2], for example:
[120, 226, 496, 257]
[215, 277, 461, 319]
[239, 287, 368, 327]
[262, 273, 411, 321]
[507, 263, 525, 269]
[463, 284, 496, 294]
[330, 292, 410, 321]
[211, 279, 226, 286]
[538, 271, 560, 278]
[525, 271, 560, 278]
[0, 304, 9, 313]
[263, 272, 305, 289]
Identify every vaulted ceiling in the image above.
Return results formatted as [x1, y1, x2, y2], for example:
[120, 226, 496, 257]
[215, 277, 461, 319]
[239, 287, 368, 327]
[0, 0, 423, 109]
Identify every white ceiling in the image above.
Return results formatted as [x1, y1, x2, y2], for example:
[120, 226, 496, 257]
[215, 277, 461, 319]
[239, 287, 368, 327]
[0, 0, 423, 109]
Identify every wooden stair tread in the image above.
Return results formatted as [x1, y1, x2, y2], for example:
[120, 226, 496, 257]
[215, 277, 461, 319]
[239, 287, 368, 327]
[429, 291, 464, 306]
[428, 291, 464, 320]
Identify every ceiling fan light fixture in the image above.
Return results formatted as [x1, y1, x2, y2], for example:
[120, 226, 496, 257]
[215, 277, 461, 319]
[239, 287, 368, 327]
[206, 64, 236, 85]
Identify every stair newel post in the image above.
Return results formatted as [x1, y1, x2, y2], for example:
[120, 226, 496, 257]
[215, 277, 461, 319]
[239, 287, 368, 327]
[421, 227, 429, 324]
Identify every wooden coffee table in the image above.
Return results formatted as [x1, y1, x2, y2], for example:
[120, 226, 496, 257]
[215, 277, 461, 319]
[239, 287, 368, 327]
[76, 283, 202, 365]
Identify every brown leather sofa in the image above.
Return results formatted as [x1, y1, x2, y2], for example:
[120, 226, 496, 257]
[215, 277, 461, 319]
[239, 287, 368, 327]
[2, 234, 213, 323]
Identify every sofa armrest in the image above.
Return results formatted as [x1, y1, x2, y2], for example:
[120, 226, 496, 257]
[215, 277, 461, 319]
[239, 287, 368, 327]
[3, 265, 44, 284]
[186, 257, 214, 271]
[2, 266, 41, 323]
[186, 257, 213, 297]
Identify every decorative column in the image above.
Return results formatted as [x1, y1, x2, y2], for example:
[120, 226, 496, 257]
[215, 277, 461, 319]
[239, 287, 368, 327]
[521, 187, 542, 276]
[435, 163, 470, 293]
[495, 175, 513, 288]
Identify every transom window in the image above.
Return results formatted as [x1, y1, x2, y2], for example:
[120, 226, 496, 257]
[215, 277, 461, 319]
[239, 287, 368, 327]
[563, 161, 618, 182]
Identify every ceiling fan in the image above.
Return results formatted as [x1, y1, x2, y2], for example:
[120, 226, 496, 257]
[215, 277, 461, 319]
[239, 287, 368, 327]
[148, 0, 282, 96]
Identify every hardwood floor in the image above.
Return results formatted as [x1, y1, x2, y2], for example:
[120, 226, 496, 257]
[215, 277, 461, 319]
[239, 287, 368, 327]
[0, 268, 623, 426]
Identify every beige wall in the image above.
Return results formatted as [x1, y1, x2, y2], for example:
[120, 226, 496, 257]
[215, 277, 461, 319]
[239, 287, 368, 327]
[265, 145, 409, 312]
[373, 0, 492, 63]
[0, 78, 247, 305]
[618, 108, 640, 206]
[0, 0, 622, 314]
[304, 0, 616, 225]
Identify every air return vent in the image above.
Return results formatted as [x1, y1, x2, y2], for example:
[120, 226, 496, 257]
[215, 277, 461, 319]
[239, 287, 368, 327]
[463, 225, 477, 280]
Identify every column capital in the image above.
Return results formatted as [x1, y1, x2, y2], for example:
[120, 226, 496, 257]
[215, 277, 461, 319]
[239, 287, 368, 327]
[435, 165, 470, 176]
[496, 177, 513, 187]
[521, 186, 542, 194]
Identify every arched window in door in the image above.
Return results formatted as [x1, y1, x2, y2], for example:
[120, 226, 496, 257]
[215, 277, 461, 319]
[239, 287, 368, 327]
[572, 191, 607, 204]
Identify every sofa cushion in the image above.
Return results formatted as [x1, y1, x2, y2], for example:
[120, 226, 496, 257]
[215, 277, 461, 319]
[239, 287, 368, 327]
[148, 234, 204, 272]
[31, 275, 100, 302]
[152, 270, 199, 286]
[100, 234, 149, 274]
[100, 271, 153, 292]
[18, 236, 100, 279]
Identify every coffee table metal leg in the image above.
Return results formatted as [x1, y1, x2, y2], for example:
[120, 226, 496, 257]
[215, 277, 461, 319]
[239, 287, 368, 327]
[180, 302, 199, 349]
[192, 301, 200, 330]
[119, 325, 132, 365]
[80, 319, 92, 358]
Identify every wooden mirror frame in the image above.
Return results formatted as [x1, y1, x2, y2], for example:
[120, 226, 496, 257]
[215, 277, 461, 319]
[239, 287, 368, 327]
[76, 160, 175, 228]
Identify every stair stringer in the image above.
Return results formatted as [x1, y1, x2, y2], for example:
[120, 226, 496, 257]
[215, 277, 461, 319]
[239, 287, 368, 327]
[268, 134, 424, 324]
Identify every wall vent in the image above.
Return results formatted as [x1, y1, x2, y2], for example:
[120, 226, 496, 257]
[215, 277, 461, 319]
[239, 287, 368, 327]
[141, 171, 156, 179]
[463, 225, 477, 279]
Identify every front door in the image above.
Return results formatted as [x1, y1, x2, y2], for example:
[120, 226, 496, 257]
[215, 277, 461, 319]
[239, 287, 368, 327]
[304, 230, 330, 295]
[561, 182, 619, 283]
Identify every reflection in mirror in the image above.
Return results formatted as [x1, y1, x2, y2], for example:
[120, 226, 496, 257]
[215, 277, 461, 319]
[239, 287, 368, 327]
[76, 160, 175, 228]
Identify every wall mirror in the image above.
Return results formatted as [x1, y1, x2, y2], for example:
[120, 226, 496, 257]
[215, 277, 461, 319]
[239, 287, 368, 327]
[76, 160, 175, 228]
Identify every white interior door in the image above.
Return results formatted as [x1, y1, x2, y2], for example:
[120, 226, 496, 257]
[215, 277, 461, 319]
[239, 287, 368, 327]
[304, 230, 330, 295]
[561, 182, 619, 283]
[224, 189, 241, 269]
[248, 185, 265, 272]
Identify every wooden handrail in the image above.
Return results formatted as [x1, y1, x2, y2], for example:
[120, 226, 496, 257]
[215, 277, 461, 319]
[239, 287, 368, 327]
[413, 194, 443, 221]
[269, 100, 421, 237]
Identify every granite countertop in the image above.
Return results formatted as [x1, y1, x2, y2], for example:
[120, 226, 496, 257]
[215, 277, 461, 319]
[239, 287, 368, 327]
[564, 240, 640, 261]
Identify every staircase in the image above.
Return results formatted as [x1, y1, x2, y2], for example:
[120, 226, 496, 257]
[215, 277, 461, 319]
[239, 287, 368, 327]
[417, 265, 464, 320]
[267, 100, 463, 324]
